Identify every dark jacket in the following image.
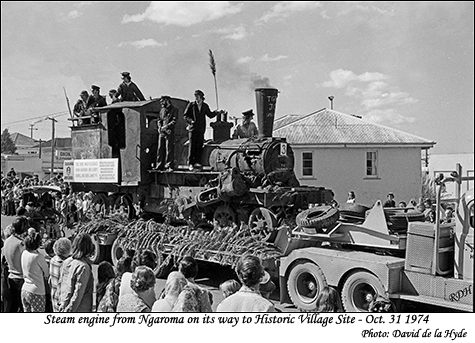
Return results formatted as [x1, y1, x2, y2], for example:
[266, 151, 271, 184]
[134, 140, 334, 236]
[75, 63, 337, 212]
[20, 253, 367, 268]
[116, 82, 145, 102]
[86, 95, 107, 108]
[183, 101, 216, 133]
[157, 104, 178, 136]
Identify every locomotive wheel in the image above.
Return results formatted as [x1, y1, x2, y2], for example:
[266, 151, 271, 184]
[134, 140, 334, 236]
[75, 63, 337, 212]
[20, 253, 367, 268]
[287, 261, 328, 311]
[296, 205, 339, 230]
[248, 207, 278, 242]
[113, 195, 135, 219]
[90, 234, 106, 264]
[213, 205, 237, 227]
[341, 271, 386, 312]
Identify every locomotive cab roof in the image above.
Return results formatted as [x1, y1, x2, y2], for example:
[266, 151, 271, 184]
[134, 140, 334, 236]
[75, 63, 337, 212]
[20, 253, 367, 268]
[94, 99, 161, 111]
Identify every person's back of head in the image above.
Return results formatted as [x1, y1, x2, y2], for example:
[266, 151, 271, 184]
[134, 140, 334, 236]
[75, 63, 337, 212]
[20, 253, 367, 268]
[71, 232, 94, 260]
[44, 238, 56, 257]
[220, 279, 241, 298]
[131, 266, 156, 293]
[315, 286, 342, 312]
[178, 256, 198, 280]
[98, 261, 116, 284]
[116, 256, 133, 277]
[132, 249, 157, 271]
[11, 216, 28, 236]
[24, 231, 42, 252]
[368, 295, 395, 313]
[53, 237, 72, 259]
[235, 255, 264, 288]
[16, 206, 26, 216]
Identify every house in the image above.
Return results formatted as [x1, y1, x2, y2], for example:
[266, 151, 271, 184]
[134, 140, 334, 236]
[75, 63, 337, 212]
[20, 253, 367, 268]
[32, 138, 72, 177]
[10, 132, 39, 156]
[273, 108, 436, 206]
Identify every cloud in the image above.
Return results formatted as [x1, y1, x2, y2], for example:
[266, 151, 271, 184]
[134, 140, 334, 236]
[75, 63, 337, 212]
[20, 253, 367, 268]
[122, 2, 242, 26]
[68, 10, 81, 19]
[259, 53, 288, 62]
[322, 68, 418, 115]
[364, 109, 416, 125]
[322, 69, 387, 88]
[213, 25, 247, 40]
[118, 39, 167, 49]
[237, 56, 253, 64]
[337, 3, 395, 17]
[258, 1, 322, 23]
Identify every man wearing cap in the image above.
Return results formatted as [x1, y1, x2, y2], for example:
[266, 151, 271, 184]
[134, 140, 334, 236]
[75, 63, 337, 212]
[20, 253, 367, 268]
[116, 72, 145, 102]
[183, 90, 218, 171]
[154, 96, 178, 171]
[232, 109, 259, 139]
[108, 89, 119, 104]
[383, 192, 396, 208]
[86, 85, 107, 123]
[73, 90, 90, 125]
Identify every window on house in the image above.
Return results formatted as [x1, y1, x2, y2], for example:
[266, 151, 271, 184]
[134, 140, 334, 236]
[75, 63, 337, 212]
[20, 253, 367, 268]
[366, 151, 378, 177]
[302, 152, 313, 176]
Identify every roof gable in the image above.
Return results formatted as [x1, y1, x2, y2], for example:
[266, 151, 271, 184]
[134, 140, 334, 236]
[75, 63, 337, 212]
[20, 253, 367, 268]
[273, 108, 435, 146]
[10, 132, 37, 146]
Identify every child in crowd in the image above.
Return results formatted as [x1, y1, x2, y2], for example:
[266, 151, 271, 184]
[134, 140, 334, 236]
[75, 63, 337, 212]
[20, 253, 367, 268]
[314, 286, 343, 312]
[219, 279, 241, 299]
[96, 261, 119, 312]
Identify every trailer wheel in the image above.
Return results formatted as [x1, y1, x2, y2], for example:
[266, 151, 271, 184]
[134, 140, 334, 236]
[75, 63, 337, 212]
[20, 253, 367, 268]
[287, 262, 328, 311]
[249, 207, 278, 242]
[296, 205, 339, 229]
[341, 271, 386, 312]
[111, 238, 124, 268]
[90, 234, 106, 264]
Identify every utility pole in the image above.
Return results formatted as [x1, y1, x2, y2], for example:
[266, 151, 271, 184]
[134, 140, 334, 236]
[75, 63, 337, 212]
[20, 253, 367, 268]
[29, 124, 38, 139]
[46, 117, 57, 179]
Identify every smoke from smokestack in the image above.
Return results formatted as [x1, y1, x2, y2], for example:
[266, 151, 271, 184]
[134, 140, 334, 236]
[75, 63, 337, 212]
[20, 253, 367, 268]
[250, 74, 272, 90]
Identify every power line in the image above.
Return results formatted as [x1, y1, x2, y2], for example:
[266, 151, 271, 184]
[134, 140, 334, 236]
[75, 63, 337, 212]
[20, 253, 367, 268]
[1, 111, 69, 125]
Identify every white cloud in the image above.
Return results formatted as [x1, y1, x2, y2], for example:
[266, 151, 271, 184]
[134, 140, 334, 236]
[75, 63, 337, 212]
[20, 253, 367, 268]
[337, 3, 395, 17]
[259, 53, 288, 62]
[68, 10, 81, 19]
[364, 109, 416, 125]
[214, 25, 247, 40]
[323, 69, 387, 88]
[237, 56, 253, 64]
[362, 91, 418, 109]
[258, 1, 322, 23]
[122, 2, 242, 27]
[118, 39, 167, 49]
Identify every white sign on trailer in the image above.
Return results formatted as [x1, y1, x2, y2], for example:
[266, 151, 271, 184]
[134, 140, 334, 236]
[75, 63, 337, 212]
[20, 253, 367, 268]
[63, 158, 118, 183]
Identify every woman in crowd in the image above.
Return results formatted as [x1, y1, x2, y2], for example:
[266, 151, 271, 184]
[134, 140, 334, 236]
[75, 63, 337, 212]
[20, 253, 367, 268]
[120, 249, 157, 308]
[57, 233, 94, 312]
[49, 238, 71, 312]
[152, 271, 187, 312]
[4, 216, 29, 312]
[172, 256, 213, 312]
[96, 261, 120, 312]
[314, 286, 343, 312]
[216, 255, 275, 312]
[21, 231, 49, 312]
[117, 266, 156, 312]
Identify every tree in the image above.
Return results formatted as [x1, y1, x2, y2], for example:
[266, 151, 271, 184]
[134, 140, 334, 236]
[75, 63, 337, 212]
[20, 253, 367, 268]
[1, 128, 17, 154]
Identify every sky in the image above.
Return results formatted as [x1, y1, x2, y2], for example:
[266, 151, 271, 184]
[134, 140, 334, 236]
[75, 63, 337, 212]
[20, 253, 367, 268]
[1, 1, 474, 154]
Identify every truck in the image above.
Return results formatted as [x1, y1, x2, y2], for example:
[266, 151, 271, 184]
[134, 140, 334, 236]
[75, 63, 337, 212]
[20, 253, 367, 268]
[276, 163, 474, 312]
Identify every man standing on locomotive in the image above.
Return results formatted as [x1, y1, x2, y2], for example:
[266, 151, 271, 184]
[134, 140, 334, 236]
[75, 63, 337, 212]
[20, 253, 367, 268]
[86, 85, 107, 123]
[155, 95, 178, 171]
[183, 90, 218, 171]
[232, 109, 258, 139]
[116, 71, 145, 102]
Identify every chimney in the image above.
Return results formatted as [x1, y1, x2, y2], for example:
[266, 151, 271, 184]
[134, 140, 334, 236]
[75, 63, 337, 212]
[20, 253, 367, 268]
[255, 88, 279, 138]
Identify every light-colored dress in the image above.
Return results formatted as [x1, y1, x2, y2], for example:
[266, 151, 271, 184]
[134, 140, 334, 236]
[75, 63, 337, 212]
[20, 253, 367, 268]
[217, 286, 275, 312]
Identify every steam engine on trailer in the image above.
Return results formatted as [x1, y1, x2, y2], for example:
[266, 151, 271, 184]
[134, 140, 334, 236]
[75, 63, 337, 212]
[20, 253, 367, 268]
[66, 88, 333, 256]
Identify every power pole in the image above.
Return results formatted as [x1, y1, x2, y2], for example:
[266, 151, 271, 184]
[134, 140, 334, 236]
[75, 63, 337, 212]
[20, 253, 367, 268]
[46, 117, 57, 179]
[29, 124, 38, 139]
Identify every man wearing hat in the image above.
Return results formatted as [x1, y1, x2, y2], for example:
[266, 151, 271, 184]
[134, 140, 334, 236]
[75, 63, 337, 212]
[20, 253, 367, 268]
[73, 90, 90, 125]
[383, 192, 396, 208]
[154, 95, 178, 171]
[183, 90, 218, 171]
[232, 109, 258, 139]
[86, 85, 107, 123]
[116, 72, 145, 102]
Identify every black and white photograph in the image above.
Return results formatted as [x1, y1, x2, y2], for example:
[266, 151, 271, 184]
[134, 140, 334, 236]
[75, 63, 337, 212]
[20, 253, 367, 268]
[1, 1, 474, 341]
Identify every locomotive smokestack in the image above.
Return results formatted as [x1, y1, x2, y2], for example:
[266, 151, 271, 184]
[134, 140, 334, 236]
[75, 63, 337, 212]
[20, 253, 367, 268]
[255, 88, 278, 138]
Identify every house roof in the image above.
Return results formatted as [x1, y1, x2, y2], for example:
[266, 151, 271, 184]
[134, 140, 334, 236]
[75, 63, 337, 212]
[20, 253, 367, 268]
[32, 137, 72, 148]
[273, 108, 436, 147]
[10, 132, 37, 147]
